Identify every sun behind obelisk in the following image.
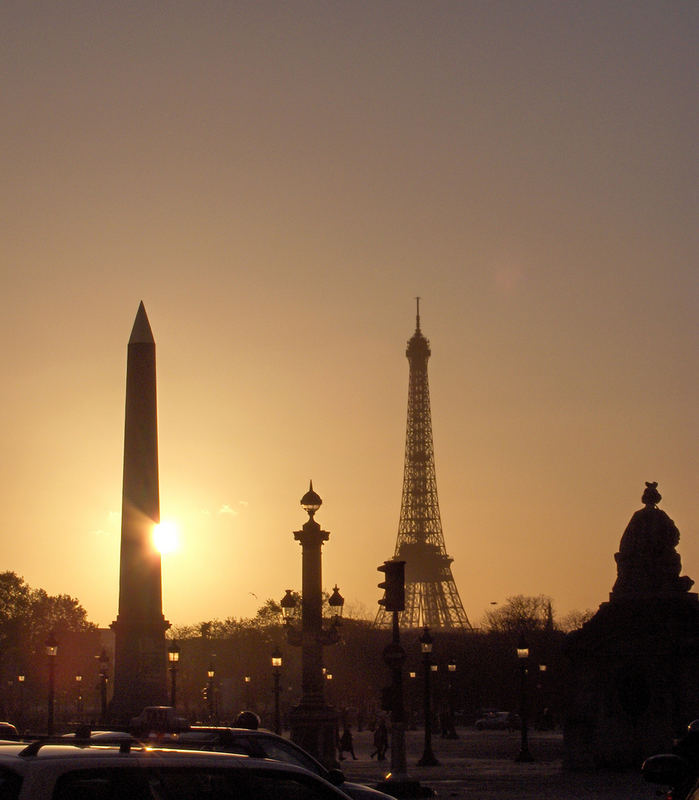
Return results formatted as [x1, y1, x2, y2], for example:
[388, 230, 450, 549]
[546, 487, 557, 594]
[110, 302, 170, 723]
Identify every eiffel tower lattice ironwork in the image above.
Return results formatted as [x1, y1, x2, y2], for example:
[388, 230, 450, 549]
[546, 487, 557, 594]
[376, 300, 472, 630]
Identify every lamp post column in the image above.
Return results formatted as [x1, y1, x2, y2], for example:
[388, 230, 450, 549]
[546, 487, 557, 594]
[207, 665, 215, 722]
[446, 659, 458, 739]
[98, 649, 109, 724]
[272, 649, 283, 735]
[167, 641, 180, 708]
[75, 675, 83, 721]
[46, 632, 58, 736]
[417, 627, 439, 766]
[17, 675, 25, 730]
[515, 634, 534, 762]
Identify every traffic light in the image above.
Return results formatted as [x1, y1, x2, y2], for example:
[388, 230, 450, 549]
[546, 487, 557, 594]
[377, 559, 405, 612]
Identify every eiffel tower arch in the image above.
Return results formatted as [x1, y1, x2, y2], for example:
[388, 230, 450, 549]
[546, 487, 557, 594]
[376, 300, 472, 630]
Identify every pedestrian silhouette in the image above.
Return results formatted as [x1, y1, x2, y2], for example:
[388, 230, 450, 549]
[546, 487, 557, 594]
[371, 718, 388, 761]
[338, 725, 357, 760]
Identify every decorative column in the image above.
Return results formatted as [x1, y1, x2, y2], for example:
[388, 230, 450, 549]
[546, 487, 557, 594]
[286, 483, 342, 769]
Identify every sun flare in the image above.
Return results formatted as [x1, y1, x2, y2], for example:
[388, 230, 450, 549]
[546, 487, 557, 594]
[152, 521, 180, 554]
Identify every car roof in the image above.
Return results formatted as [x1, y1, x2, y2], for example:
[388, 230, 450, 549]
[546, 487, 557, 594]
[0, 741, 309, 769]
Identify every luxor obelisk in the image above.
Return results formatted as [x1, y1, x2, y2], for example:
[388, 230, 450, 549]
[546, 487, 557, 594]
[110, 302, 169, 722]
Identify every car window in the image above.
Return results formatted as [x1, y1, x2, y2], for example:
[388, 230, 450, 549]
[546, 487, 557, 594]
[256, 739, 321, 775]
[53, 768, 151, 800]
[178, 733, 251, 756]
[223, 771, 340, 800]
[53, 766, 339, 800]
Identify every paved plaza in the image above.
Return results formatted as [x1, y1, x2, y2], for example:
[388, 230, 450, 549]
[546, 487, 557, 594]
[338, 728, 660, 799]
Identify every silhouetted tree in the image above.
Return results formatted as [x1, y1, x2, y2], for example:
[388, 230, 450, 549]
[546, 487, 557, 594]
[557, 608, 595, 633]
[482, 595, 555, 635]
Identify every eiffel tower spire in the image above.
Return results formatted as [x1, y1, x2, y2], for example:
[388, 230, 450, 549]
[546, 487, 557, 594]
[376, 300, 472, 629]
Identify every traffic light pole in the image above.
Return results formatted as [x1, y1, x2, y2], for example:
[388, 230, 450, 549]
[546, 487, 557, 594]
[376, 561, 434, 799]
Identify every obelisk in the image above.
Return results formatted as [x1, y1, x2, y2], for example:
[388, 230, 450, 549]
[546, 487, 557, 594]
[110, 302, 169, 722]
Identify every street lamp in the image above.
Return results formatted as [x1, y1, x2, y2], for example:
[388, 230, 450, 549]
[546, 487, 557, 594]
[417, 627, 439, 766]
[515, 633, 534, 762]
[445, 659, 458, 739]
[75, 674, 83, 720]
[45, 631, 58, 735]
[243, 674, 252, 710]
[408, 671, 417, 729]
[167, 641, 180, 708]
[17, 674, 25, 727]
[207, 664, 215, 721]
[281, 590, 299, 629]
[328, 585, 344, 625]
[98, 649, 109, 724]
[272, 648, 283, 735]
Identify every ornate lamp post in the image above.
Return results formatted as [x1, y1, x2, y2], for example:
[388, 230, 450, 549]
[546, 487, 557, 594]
[17, 675, 25, 729]
[75, 674, 83, 721]
[167, 641, 180, 708]
[207, 664, 215, 721]
[98, 649, 109, 724]
[408, 671, 417, 729]
[45, 631, 58, 735]
[285, 482, 343, 768]
[243, 675, 252, 709]
[272, 648, 283, 735]
[445, 658, 458, 739]
[515, 633, 534, 762]
[417, 627, 439, 766]
[430, 663, 439, 733]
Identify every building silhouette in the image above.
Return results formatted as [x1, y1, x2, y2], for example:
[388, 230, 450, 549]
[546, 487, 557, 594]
[376, 301, 472, 630]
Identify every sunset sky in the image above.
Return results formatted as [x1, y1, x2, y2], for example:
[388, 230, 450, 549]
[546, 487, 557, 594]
[2, 2, 696, 630]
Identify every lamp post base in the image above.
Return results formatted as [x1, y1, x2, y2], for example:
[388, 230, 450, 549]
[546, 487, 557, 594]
[288, 703, 339, 770]
[416, 750, 440, 767]
[375, 777, 436, 798]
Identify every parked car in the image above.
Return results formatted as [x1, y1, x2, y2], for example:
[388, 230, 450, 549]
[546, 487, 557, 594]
[474, 711, 520, 730]
[0, 738, 356, 799]
[130, 704, 188, 733]
[158, 726, 396, 800]
[643, 753, 699, 800]
[0, 722, 18, 739]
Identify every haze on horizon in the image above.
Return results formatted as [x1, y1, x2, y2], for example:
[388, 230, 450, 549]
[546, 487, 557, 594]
[2, 2, 696, 630]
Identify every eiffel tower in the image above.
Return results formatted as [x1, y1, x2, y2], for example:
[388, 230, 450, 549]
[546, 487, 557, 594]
[376, 300, 472, 629]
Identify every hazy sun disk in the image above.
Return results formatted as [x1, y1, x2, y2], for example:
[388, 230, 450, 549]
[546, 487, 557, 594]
[152, 521, 180, 554]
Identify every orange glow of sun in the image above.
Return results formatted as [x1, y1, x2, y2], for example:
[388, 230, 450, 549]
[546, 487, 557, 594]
[152, 521, 180, 554]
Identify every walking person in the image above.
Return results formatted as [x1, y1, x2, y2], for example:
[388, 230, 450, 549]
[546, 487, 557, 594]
[370, 718, 388, 761]
[338, 725, 357, 760]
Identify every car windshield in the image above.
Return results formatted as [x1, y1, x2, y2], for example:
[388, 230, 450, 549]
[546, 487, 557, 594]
[254, 738, 322, 776]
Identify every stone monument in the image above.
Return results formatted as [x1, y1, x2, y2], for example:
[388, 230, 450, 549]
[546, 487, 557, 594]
[563, 483, 698, 768]
[110, 303, 170, 722]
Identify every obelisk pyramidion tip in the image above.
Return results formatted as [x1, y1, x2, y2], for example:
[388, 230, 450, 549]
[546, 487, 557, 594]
[129, 301, 155, 345]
